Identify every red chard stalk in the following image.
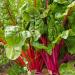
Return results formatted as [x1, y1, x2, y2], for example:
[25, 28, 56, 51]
[21, 43, 44, 72]
[27, 44, 35, 59]
[34, 0, 36, 7]
[16, 56, 25, 67]
[51, 39, 64, 75]
[35, 51, 44, 72]
[39, 34, 64, 75]
[39, 35, 49, 46]
[46, 0, 48, 8]
[0, 38, 7, 45]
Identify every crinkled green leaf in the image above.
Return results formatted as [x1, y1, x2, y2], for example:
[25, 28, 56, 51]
[31, 30, 41, 41]
[60, 62, 75, 75]
[5, 26, 23, 46]
[52, 30, 70, 44]
[4, 26, 28, 60]
[21, 30, 31, 40]
[66, 36, 75, 54]
[40, 5, 51, 18]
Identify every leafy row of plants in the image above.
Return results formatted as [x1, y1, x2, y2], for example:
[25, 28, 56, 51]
[0, 0, 75, 75]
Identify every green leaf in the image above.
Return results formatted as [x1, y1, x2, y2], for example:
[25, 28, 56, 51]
[5, 45, 21, 60]
[32, 42, 48, 50]
[5, 26, 23, 46]
[54, 0, 67, 4]
[60, 62, 75, 75]
[61, 30, 70, 39]
[66, 36, 75, 54]
[63, 1, 75, 16]
[40, 5, 51, 18]
[68, 12, 75, 33]
[31, 30, 41, 41]
[21, 30, 31, 40]
[8, 64, 27, 75]
[69, 30, 75, 36]
[47, 44, 53, 54]
[52, 30, 70, 44]
[0, 29, 4, 38]
[52, 35, 61, 44]
[23, 13, 31, 22]
[68, 1, 75, 8]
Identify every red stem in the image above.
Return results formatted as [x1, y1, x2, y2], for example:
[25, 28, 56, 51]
[34, 0, 36, 7]
[46, 0, 48, 8]
[16, 56, 25, 67]
[0, 38, 7, 45]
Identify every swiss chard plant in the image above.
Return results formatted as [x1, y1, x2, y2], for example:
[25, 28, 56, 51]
[0, 0, 75, 75]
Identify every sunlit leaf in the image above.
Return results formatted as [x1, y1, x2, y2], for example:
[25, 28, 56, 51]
[61, 30, 70, 39]
[5, 26, 23, 46]
[5, 45, 21, 60]
[40, 5, 51, 18]
[60, 62, 75, 75]
[54, 0, 67, 4]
